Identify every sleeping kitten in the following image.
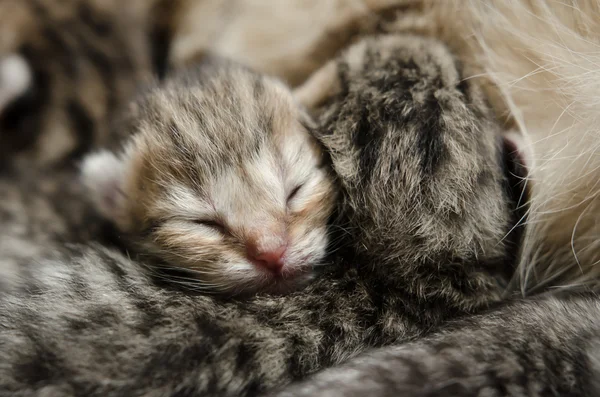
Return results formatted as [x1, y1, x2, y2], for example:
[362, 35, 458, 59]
[0, 34, 524, 396]
[0, 57, 337, 296]
[78, 59, 338, 295]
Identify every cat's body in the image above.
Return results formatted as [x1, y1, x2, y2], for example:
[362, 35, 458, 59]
[0, 242, 473, 397]
[0, 35, 522, 396]
[148, 3, 600, 396]
[273, 292, 600, 397]
[0, 165, 120, 293]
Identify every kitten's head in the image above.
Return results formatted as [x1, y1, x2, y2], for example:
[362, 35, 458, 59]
[82, 60, 337, 295]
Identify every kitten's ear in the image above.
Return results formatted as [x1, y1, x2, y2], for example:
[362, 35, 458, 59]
[80, 150, 128, 223]
[0, 54, 32, 112]
[293, 61, 341, 110]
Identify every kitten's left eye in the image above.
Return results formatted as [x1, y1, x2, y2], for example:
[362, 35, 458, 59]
[287, 184, 303, 203]
[193, 219, 227, 234]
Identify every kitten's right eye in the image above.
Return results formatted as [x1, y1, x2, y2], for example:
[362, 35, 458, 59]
[287, 184, 303, 203]
[193, 219, 227, 234]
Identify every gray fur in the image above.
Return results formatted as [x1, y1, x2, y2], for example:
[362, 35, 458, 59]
[308, 34, 520, 310]
[273, 293, 600, 397]
[0, 167, 116, 293]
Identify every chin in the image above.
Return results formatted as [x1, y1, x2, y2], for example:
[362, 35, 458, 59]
[230, 267, 315, 297]
[265, 271, 315, 295]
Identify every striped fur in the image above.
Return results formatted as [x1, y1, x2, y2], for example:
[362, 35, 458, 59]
[0, 35, 521, 395]
[273, 293, 600, 397]
[173, 0, 600, 295]
[0, 166, 118, 293]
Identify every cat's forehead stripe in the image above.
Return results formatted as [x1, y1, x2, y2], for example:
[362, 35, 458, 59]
[128, 67, 321, 199]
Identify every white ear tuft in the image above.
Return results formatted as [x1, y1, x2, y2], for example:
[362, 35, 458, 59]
[0, 54, 32, 112]
[80, 150, 128, 223]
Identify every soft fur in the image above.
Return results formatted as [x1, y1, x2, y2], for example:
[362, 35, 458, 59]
[0, 34, 521, 396]
[173, 0, 600, 295]
[272, 293, 600, 397]
[299, 34, 523, 307]
[437, 0, 600, 294]
[0, 166, 119, 294]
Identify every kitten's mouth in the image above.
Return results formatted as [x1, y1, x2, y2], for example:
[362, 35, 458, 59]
[257, 262, 314, 293]
[263, 263, 311, 280]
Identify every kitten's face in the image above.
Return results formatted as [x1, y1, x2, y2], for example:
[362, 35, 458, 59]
[83, 64, 337, 295]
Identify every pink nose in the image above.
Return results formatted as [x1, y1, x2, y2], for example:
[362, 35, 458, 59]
[250, 245, 286, 273]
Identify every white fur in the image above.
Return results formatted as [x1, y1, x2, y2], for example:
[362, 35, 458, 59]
[443, 0, 600, 293]
[0, 54, 32, 112]
[80, 150, 127, 222]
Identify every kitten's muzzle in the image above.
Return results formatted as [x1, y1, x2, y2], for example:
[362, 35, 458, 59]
[249, 245, 287, 274]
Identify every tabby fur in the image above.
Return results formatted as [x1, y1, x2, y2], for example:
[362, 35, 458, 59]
[273, 293, 600, 397]
[175, 0, 600, 294]
[0, 34, 521, 396]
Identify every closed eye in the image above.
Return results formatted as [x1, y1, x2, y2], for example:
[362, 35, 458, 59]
[287, 184, 303, 203]
[193, 219, 227, 234]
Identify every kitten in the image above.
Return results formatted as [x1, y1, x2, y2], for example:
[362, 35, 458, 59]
[0, 34, 524, 396]
[271, 292, 600, 397]
[80, 59, 337, 295]
[0, 0, 152, 170]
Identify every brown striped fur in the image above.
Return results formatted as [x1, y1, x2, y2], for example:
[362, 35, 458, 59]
[166, 0, 600, 296]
